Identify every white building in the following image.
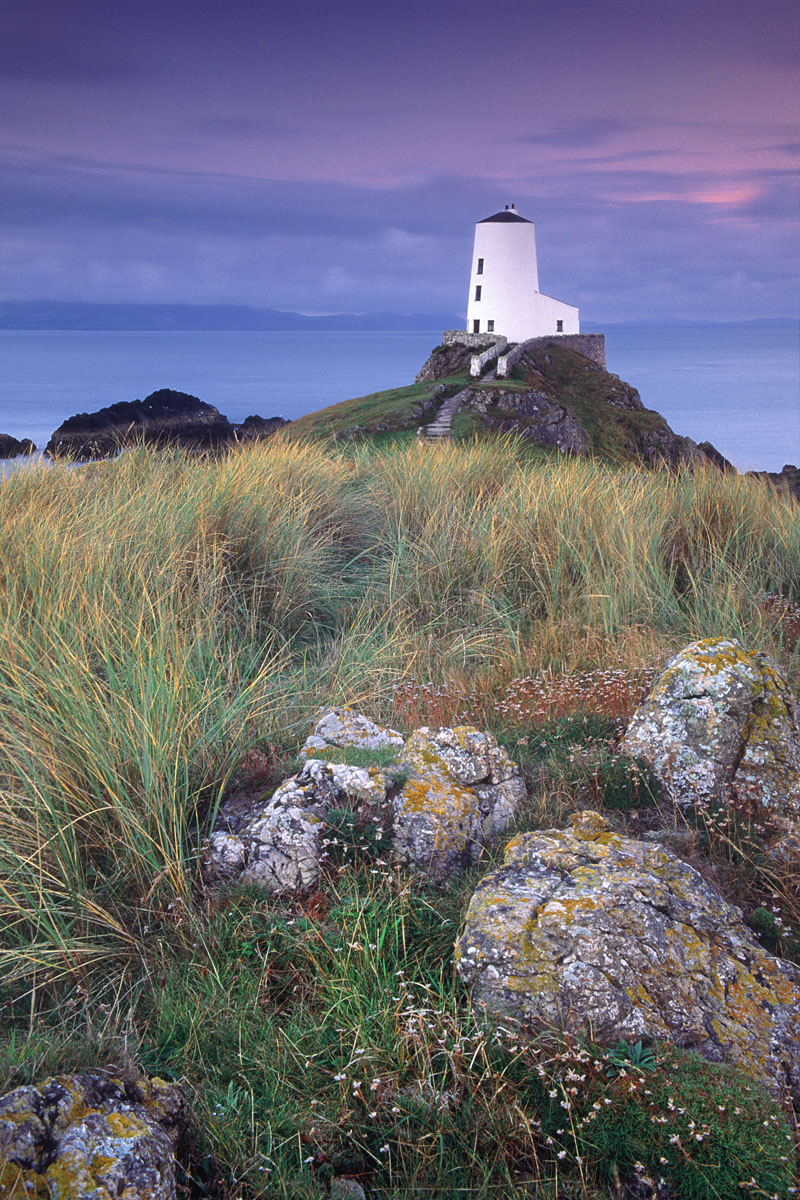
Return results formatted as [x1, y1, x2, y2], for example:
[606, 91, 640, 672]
[465, 204, 579, 342]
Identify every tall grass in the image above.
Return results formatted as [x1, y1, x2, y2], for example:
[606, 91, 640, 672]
[0, 438, 797, 994]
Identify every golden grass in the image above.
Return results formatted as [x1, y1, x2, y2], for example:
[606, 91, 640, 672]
[0, 436, 797, 991]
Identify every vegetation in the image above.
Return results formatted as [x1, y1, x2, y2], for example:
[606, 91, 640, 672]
[284, 375, 468, 440]
[0, 436, 798, 1197]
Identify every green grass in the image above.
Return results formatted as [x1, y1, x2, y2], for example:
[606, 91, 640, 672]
[0, 436, 798, 1198]
[284, 374, 468, 439]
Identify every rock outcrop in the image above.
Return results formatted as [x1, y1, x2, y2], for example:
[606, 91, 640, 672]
[45, 389, 287, 459]
[206, 757, 390, 894]
[747, 463, 800, 502]
[415, 342, 476, 382]
[206, 712, 525, 891]
[393, 726, 526, 883]
[622, 638, 800, 857]
[0, 1072, 185, 1200]
[419, 339, 734, 468]
[301, 707, 405, 757]
[0, 434, 36, 458]
[455, 810, 800, 1102]
[464, 387, 588, 454]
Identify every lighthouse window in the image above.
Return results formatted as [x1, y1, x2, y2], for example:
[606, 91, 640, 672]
[556, 320, 563, 332]
[487, 321, 495, 332]
[474, 286, 482, 301]
[477, 258, 484, 274]
[473, 320, 480, 333]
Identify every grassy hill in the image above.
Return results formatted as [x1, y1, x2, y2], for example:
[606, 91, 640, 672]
[283, 341, 704, 467]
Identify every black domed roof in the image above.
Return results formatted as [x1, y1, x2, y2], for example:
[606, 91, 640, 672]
[479, 210, 531, 223]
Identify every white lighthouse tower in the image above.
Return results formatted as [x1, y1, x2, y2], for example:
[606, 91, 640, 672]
[466, 204, 579, 342]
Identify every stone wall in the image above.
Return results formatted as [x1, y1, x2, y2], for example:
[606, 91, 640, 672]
[497, 333, 606, 376]
[443, 330, 506, 351]
[470, 339, 508, 377]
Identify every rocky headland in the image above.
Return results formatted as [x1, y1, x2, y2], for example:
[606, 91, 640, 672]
[44, 388, 288, 460]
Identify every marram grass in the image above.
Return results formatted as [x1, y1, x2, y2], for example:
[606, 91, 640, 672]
[0, 437, 797, 1198]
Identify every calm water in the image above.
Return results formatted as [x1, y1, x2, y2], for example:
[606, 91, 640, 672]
[0, 324, 797, 472]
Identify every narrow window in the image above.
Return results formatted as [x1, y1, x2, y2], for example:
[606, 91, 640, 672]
[474, 285, 482, 301]
[487, 320, 495, 332]
[477, 258, 484, 274]
[473, 320, 480, 333]
[556, 320, 563, 332]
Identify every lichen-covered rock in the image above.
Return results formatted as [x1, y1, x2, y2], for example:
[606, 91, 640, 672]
[392, 768, 483, 884]
[0, 1073, 184, 1200]
[455, 810, 800, 1102]
[621, 637, 800, 856]
[205, 757, 390, 894]
[301, 707, 405, 758]
[393, 726, 526, 882]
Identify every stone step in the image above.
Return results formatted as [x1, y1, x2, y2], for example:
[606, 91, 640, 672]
[416, 384, 474, 442]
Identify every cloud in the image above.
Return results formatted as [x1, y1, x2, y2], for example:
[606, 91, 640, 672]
[0, 151, 795, 322]
[512, 118, 637, 149]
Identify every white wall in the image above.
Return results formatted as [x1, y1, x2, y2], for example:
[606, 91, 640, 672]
[465, 215, 579, 341]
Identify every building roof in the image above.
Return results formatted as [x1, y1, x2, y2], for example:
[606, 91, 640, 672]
[479, 210, 532, 223]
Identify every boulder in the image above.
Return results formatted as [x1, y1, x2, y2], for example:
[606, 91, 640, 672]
[205, 757, 390, 894]
[393, 726, 526, 883]
[621, 637, 800, 856]
[0, 434, 36, 459]
[455, 811, 800, 1102]
[0, 1072, 184, 1200]
[301, 707, 405, 758]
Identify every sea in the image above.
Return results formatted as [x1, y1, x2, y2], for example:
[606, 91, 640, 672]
[0, 322, 797, 474]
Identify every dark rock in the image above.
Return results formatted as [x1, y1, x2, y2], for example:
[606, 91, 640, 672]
[45, 389, 232, 459]
[465, 387, 588, 454]
[45, 389, 285, 459]
[234, 414, 289, 440]
[601, 384, 645, 411]
[415, 342, 474, 382]
[746, 463, 800, 502]
[696, 440, 736, 472]
[0, 433, 36, 458]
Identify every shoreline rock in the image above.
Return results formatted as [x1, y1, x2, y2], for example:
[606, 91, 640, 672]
[0, 433, 36, 458]
[45, 388, 288, 460]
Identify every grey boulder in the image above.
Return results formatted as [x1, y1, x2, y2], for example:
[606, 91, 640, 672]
[455, 810, 800, 1102]
[622, 637, 800, 857]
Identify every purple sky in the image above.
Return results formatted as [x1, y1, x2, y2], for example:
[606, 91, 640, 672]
[1, 0, 798, 320]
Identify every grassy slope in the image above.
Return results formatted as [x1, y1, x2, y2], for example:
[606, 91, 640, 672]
[0, 441, 798, 1199]
[284, 374, 468, 439]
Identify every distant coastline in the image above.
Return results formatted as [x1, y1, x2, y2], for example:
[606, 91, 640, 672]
[0, 301, 795, 333]
[0, 301, 462, 332]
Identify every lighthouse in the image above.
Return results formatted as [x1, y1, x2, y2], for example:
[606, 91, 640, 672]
[465, 204, 579, 342]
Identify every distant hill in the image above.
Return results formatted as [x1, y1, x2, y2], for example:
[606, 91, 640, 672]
[0, 302, 461, 332]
